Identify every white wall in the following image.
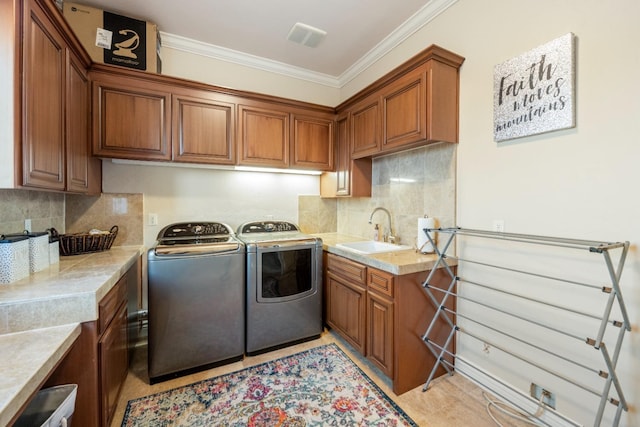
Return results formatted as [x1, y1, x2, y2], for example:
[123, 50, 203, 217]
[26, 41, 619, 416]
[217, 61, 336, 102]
[101, 161, 318, 249]
[160, 47, 341, 106]
[356, 1, 638, 425]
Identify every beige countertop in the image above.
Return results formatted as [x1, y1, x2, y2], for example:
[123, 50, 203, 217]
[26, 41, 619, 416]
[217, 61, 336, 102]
[0, 245, 144, 426]
[313, 232, 453, 275]
[0, 246, 145, 334]
[0, 324, 80, 427]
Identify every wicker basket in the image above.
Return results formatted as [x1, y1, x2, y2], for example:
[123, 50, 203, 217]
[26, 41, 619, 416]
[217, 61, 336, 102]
[59, 226, 118, 256]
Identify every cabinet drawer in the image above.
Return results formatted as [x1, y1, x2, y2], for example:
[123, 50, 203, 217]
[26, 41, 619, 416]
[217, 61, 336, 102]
[368, 267, 394, 298]
[99, 276, 127, 335]
[327, 253, 366, 285]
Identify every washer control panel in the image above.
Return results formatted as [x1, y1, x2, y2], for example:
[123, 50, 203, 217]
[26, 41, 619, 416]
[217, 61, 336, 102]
[158, 222, 233, 239]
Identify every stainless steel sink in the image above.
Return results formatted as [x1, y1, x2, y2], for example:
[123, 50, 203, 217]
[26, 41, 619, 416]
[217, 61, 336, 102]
[336, 240, 412, 254]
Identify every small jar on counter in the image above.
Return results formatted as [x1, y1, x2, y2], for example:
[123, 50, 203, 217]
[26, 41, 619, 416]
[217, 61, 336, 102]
[0, 234, 30, 284]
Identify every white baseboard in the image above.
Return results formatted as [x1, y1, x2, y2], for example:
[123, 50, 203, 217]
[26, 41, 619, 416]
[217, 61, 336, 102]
[453, 358, 583, 427]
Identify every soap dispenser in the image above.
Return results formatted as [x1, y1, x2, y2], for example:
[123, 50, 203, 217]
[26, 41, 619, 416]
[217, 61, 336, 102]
[373, 224, 380, 241]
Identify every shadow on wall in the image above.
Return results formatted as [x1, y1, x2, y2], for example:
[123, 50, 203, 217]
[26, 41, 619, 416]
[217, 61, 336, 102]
[66, 193, 144, 246]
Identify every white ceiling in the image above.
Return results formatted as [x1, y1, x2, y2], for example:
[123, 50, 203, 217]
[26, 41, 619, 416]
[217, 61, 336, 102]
[75, 0, 457, 85]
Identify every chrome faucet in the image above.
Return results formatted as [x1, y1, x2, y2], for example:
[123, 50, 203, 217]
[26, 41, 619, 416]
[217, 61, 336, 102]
[368, 207, 396, 243]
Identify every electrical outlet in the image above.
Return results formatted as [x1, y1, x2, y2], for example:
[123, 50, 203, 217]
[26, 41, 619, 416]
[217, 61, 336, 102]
[530, 383, 556, 409]
[492, 219, 505, 232]
[24, 219, 32, 232]
[148, 213, 158, 226]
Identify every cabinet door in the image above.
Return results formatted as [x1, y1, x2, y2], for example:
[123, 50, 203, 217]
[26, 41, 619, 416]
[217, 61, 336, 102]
[22, 0, 65, 190]
[237, 104, 289, 167]
[320, 113, 372, 198]
[334, 113, 350, 195]
[350, 94, 380, 158]
[66, 51, 101, 194]
[172, 91, 236, 165]
[381, 66, 427, 152]
[366, 292, 394, 378]
[327, 273, 366, 354]
[426, 60, 460, 143]
[93, 76, 172, 161]
[99, 302, 128, 427]
[291, 113, 334, 171]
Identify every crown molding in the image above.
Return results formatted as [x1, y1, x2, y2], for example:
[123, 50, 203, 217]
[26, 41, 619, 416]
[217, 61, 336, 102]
[338, 0, 459, 87]
[160, 32, 341, 88]
[160, 0, 458, 89]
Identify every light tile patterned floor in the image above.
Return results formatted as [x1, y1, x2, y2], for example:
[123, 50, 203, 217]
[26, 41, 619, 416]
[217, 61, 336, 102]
[111, 331, 530, 427]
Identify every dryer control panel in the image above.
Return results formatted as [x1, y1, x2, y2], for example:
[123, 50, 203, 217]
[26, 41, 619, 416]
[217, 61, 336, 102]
[238, 221, 299, 234]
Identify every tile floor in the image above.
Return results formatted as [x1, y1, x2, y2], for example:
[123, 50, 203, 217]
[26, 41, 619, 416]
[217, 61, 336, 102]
[110, 331, 530, 426]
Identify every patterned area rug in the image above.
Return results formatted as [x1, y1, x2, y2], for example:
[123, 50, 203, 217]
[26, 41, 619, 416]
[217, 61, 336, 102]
[122, 343, 416, 426]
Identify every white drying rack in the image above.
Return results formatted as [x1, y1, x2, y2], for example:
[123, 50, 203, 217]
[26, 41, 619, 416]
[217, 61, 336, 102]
[420, 227, 630, 427]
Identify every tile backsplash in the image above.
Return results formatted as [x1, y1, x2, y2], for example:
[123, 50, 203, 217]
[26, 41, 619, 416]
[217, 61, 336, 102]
[298, 195, 337, 234]
[0, 190, 143, 247]
[66, 193, 143, 246]
[337, 143, 456, 249]
[0, 189, 65, 234]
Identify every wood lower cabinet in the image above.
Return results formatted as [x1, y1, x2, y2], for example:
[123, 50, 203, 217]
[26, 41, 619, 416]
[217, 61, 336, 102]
[172, 90, 236, 165]
[366, 268, 394, 377]
[367, 290, 394, 377]
[43, 258, 141, 427]
[99, 302, 128, 427]
[327, 273, 367, 354]
[92, 71, 172, 161]
[326, 252, 455, 394]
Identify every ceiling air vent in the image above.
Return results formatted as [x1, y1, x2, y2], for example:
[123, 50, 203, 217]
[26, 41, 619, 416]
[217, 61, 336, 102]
[286, 22, 327, 48]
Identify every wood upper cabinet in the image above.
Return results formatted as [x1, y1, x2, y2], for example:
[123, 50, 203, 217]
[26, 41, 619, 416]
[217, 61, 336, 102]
[21, 0, 99, 193]
[334, 113, 350, 195]
[92, 71, 172, 161]
[380, 59, 461, 152]
[350, 93, 381, 159]
[320, 112, 372, 198]
[22, 0, 66, 190]
[237, 103, 290, 168]
[90, 66, 335, 170]
[172, 90, 236, 165]
[341, 45, 464, 160]
[381, 66, 427, 151]
[291, 112, 334, 171]
[237, 103, 335, 170]
[67, 51, 101, 194]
